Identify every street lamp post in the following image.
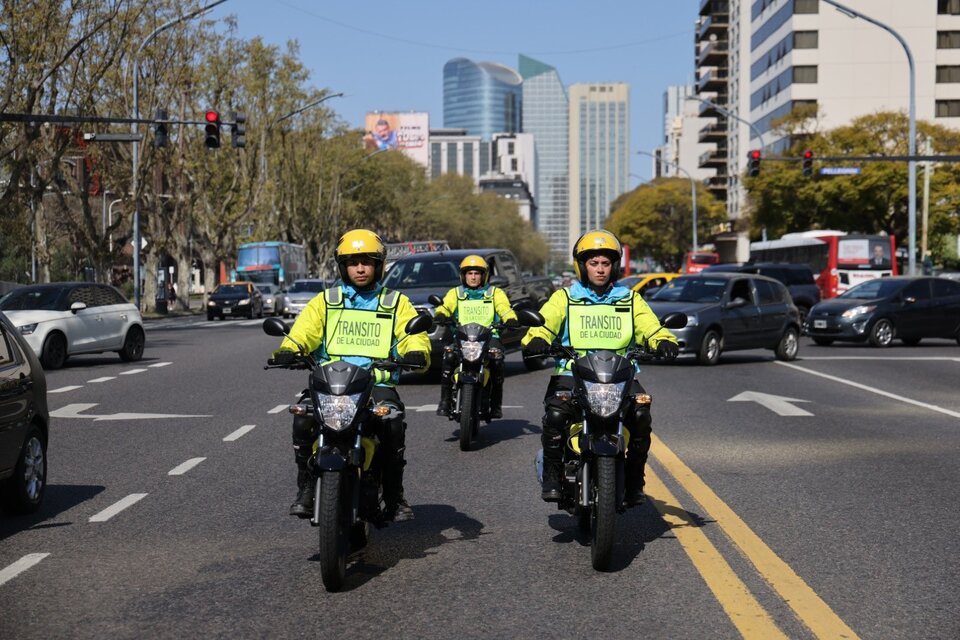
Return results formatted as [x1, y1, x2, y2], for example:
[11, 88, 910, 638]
[262, 92, 345, 177]
[687, 95, 767, 153]
[132, 0, 228, 310]
[820, 0, 917, 274]
[637, 150, 699, 252]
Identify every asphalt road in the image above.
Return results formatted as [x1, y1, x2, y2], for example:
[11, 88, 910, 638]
[2, 315, 958, 639]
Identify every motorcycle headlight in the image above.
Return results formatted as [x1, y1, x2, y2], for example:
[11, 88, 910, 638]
[19, 323, 38, 335]
[842, 304, 875, 319]
[584, 381, 626, 418]
[316, 392, 363, 431]
[460, 340, 483, 362]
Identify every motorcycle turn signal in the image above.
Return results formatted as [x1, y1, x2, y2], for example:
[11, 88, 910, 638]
[635, 393, 652, 406]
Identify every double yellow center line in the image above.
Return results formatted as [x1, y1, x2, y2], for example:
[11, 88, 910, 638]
[649, 434, 860, 639]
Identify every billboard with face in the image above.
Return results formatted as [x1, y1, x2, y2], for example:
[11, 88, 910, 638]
[364, 111, 429, 167]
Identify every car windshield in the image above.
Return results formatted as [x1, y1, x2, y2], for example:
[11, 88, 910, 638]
[382, 260, 460, 288]
[0, 287, 65, 311]
[837, 279, 905, 300]
[214, 285, 248, 295]
[649, 277, 727, 303]
[256, 285, 275, 294]
[288, 281, 324, 293]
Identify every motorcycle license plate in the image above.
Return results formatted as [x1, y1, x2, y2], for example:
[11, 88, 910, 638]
[813, 319, 826, 329]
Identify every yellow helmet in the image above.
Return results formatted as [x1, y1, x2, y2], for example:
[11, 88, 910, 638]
[572, 229, 622, 285]
[335, 228, 386, 282]
[459, 255, 489, 287]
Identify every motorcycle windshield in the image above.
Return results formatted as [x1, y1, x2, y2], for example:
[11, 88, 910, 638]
[311, 360, 373, 397]
[571, 350, 634, 385]
[456, 323, 492, 342]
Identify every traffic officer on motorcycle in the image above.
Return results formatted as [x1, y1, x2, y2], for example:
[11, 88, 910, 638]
[272, 229, 431, 522]
[521, 230, 679, 506]
[433, 255, 519, 419]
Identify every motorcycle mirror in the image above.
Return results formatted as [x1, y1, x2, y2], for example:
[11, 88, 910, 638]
[515, 308, 545, 327]
[660, 312, 687, 330]
[262, 317, 289, 337]
[427, 294, 444, 307]
[405, 312, 433, 335]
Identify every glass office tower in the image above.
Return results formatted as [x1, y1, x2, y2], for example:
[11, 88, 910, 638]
[519, 54, 568, 266]
[443, 58, 522, 142]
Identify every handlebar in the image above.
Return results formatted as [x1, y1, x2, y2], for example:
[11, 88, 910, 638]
[522, 343, 673, 363]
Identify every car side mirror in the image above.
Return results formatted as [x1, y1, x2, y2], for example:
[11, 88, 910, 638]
[726, 297, 748, 309]
[427, 294, 444, 307]
[70, 301, 87, 314]
[903, 296, 917, 305]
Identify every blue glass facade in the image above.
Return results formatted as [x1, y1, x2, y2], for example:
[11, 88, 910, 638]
[443, 58, 522, 140]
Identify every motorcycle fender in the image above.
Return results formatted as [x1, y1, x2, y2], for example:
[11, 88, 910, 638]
[590, 435, 622, 457]
[315, 451, 348, 471]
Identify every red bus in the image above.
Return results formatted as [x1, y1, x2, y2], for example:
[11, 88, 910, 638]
[750, 230, 897, 299]
[683, 250, 720, 274]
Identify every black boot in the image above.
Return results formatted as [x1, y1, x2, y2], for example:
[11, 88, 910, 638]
[436, 381, 453, 417]
[382, 458, 414, 522]
[541, 448, 563, 502]
[489, 378, 503, 420]
[624, 459, 646, 507]
[289, 466, 314, 518]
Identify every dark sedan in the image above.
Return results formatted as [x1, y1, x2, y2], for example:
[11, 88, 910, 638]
[646, 272, 801, 365]
[206, 281, 264, 320]
[804, 276, 960, 347]
[0, 311, 49, 514]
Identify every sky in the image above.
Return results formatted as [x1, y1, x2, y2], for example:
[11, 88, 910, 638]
[219, 0, 700, 182]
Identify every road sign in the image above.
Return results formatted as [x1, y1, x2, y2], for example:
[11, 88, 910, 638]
[819, 167, 861, 176]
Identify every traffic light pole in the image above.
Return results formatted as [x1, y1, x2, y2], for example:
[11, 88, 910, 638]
[131, 0, 227, 311]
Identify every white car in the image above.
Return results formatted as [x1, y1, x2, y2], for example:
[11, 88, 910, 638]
[0, 282, 145, 370]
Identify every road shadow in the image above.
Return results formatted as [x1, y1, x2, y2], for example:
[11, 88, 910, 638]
[0, 484, 105, 540]
[308, 503, 486, 592]
[444, 418, 541, 450]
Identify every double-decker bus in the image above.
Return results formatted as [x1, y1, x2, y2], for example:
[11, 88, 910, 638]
[750, 230, 897, 299]
[235, 241, 307, 287]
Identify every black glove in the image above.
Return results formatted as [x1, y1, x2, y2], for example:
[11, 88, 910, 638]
[523, 337, 550, 358]
[398, 351, 427, 368]
[656, 340, 679, 360]
[503, 318, 520, 329]
[273, 350, 297, 366]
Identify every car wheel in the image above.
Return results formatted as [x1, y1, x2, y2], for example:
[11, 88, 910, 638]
[697, 330, 721, 365]
[118, 325, 145, 362]
[869, 318, 894, 348]
[812, 337, 834, 346]
[775, 327, 799, 361]
[901, 337, 921, 346]
[40, 332, 68, 370]
[2, 424, 46, 514]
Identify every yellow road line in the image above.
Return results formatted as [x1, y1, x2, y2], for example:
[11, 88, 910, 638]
[646, 467, 787, 639]
[651, 433, 860, 640]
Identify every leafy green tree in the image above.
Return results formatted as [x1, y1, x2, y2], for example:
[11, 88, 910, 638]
[606, 178, 726, 272]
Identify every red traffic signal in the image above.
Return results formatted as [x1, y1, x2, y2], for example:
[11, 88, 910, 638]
[747, 149, 762, 177]
[802, 149, 814, 177]
[204, 110, 221, 149]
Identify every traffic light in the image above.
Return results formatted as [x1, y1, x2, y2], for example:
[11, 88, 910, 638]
[230, 110, 246, 149]
[153, 108, 168, 148]
[204, 110, 221, 149]
[802, 149, 814, 177]
[747, 149, 762, 177]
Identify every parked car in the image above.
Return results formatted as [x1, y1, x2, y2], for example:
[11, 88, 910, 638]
[255, 283, 286, 317]
[383, 248, 555, 370]
[629, 272, 680, 299]
[0, 310, 49, 514]
[804, 276, 960, 347]
[206, 281, 264, 320]
[646, 272, 801, 365]
[0, 282, 145, 370]
[704, 262, 821, 323]
[282, 279, 326, 317]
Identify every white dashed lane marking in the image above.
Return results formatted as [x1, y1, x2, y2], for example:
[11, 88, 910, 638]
[87, 376, 116, 383]
[268, 405, 288, 414]
[168, 457, 206, 476]
[49, 386, 83, 394]
[119, 369, 147, 375]
[0, 553, 50, 587]
[148, 362, 172, 368]
[89, 493, 148, 522]
[223, 425, 256, 442]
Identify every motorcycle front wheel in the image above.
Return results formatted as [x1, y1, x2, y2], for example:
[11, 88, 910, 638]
[591, 456, 617, 571]
[318, 471, 349, 591]
[459, 383, 478, 451]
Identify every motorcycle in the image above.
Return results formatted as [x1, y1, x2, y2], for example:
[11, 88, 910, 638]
[429, 295, 541, 451]
[527, 312, 686, 570]
[262, 313, 432, 592]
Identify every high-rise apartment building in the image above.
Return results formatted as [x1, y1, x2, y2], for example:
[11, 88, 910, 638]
[443, 58, 523, 143]
[655, 84, 717, 183]
[567, 83, 630, 252]
[520, 54, 569, 265]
